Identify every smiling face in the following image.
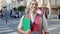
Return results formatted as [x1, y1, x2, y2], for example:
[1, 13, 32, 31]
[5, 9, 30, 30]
[29, 0, 38, 13]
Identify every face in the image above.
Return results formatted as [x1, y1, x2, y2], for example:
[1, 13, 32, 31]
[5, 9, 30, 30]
[29, 1, 38, 13]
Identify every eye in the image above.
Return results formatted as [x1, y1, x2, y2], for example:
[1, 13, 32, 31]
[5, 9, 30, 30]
[32, 3, 34, 5]
[32, 4, 37, 6]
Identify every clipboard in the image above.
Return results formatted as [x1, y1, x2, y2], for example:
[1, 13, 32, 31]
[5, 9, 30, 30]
[22, 18, 30, 31]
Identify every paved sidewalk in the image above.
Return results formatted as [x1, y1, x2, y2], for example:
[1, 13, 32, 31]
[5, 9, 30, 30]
[0, 17, 20, 34]
[0, 16, 60, 34]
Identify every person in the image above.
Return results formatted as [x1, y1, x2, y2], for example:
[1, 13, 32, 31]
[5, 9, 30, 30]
[18, 0, 49, 34]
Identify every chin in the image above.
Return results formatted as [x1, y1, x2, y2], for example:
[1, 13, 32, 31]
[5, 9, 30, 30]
[32, 9, 36, 11]
[32, 11, 36, 13]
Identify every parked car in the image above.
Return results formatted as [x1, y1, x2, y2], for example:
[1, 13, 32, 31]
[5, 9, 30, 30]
[10, 11, 19, 18]
[50, 14, 58, 19]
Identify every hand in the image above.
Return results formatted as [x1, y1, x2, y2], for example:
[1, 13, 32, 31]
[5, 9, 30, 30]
[24, 31, 29, 34]
[23, 29, 31, 34]
[27, 29, 31, 34]
[45, 32, 49, 34]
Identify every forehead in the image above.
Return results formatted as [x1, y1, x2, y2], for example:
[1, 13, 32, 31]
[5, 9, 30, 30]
[30, 1, 38, 4]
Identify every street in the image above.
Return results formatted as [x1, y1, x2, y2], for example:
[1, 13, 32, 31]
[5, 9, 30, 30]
[0, 16, 20, 34]
[0, 0, 60, 34]
[0, 17, 60, 34]
[48, 20, 60, 34]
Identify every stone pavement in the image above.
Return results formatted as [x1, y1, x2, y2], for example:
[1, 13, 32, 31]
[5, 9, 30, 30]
[0, 17, 60, 34]
[0, 17, 20, 34]
[48, 20, 60, 34]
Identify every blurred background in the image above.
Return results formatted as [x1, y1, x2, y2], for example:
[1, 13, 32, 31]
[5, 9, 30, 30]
[0, 0, 60, 34]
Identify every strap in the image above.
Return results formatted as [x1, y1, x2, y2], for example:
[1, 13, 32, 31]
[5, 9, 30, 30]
[30, 14, 40, 31]
[34, 14, 40, 24]
[40, 8, 44, 34]
[24, 13, 30, 19]
[31, 14, 41, 32]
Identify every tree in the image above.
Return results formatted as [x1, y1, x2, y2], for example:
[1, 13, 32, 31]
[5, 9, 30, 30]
[17, 6, 26, 12]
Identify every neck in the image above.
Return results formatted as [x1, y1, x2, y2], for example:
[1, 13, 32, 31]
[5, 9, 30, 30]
[30, 11, 37, 16]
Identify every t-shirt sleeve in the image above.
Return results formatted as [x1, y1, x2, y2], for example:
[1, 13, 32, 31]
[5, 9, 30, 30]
[17, 16, 24, 29]
[43, 15, 49, 32]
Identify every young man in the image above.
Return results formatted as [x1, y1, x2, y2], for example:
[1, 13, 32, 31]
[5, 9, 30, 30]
[18, 0, 49, 34]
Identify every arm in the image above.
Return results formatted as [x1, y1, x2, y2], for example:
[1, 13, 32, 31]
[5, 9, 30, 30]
[18, 16, 25, 34]
[43, 15, 49, 34]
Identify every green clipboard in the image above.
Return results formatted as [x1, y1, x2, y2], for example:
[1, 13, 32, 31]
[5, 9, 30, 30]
[22, 17, 30, 31]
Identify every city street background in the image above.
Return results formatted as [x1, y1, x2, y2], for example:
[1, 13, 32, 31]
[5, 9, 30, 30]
[0, 16, 60, 34]
[0, 0, 60, 34]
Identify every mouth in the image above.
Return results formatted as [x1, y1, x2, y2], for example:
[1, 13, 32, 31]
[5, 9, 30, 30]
[31, 8, 37, 12]
[32, 8, 36, 10]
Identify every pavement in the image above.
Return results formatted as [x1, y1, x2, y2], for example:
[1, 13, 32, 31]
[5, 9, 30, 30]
[0, 16, 20, 34]
[0, 16, 60, 34]
[48, 20, 60, 34]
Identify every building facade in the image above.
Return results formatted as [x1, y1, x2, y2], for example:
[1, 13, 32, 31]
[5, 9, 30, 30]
[0, 0, 60, 19]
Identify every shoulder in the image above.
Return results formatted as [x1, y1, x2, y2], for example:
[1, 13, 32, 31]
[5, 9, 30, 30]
[20, 14, 29, 20]
[37, 13, 43, 18]
[20, 15, 25, 20]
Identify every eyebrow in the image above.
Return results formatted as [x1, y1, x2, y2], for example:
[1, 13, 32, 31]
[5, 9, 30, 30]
[31, 2, 38, 5]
